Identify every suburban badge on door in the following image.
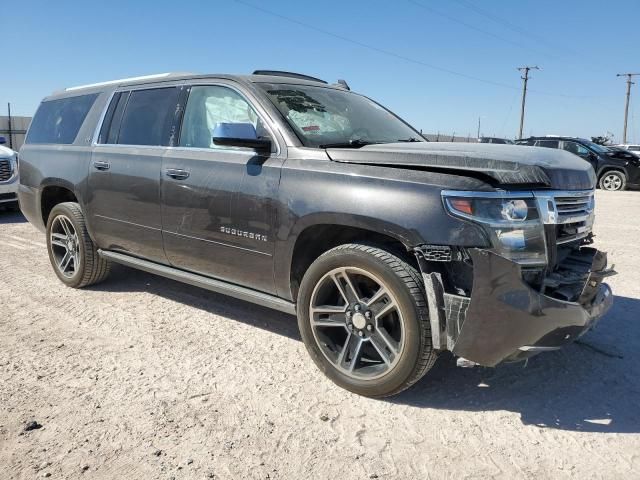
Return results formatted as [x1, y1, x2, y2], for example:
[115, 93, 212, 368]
[220, 226, 267, 242]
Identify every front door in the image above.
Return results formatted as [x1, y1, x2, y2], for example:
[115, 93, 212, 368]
[161, 84, 283, 294]
[562, 141, 598, 170]
[87, 86, 180, 262]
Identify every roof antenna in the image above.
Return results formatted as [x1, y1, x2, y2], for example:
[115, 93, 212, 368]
[336, 79, 350, 90]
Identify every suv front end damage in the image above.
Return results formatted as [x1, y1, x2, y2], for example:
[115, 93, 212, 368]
[416, 189, 615, 366]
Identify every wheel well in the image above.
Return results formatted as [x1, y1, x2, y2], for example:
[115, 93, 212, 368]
[598, 168, 626, 180]
[289, 225, 417, 301]
[41, 186, 78, 225]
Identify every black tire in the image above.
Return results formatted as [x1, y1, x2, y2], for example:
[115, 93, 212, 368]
[297, 243, 437, 397]
[46, 202, 111, 288]
[599, 170, 626, 191]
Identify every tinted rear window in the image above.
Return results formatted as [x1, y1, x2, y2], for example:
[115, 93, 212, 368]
[536, 140, 559, 149]
[116, 88, 178, 146]
[26, 93, 98, 144]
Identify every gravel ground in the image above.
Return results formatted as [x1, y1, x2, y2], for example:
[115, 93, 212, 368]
[0, 190, 639, 480]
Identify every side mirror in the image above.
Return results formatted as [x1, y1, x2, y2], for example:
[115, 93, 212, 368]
[212, 122, 271, 154]
[0, 136, 6, 145]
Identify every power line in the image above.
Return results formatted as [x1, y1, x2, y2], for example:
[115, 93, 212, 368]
[407, 0, 558, 60]
[234, 0, 518, 90]
[451, 0, 573, 55]
[499, 90, 519, 137]
[233, 0, 594, 99]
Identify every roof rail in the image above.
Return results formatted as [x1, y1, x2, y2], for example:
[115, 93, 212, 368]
[252, 70, 328, 84]
[64, 72, 187, 92]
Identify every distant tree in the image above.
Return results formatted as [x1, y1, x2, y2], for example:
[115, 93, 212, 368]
[591, 133, 614, 145]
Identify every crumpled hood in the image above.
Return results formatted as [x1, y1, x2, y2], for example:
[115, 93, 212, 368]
[326, 142, 596, 190]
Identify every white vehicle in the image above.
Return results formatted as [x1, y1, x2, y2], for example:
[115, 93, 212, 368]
[617, 144, 640, 153]
[0, 138, 19, 211]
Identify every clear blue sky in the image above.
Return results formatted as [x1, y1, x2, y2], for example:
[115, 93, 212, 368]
[3, 0, 640, 141]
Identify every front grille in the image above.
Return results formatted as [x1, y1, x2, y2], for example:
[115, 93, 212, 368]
[0, 159, 13, 182]
[551, 191, 594, 245]
[555, 193, 593, 219]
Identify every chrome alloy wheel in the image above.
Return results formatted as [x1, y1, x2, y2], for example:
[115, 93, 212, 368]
[602, 173, 623, 191]
[309, 267, 406, 380]
[49, 214, 80, 278]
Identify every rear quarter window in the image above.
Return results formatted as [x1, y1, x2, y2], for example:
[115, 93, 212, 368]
[26, 93, 98, 144]
[536, 140, 560, 149]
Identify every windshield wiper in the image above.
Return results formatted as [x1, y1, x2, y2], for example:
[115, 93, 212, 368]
[319, 139, 375, 149]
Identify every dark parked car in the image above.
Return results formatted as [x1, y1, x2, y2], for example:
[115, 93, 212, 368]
[515, 136, 640, 191]
[478, 137, 514, 144]
[18, 71, 613, 397]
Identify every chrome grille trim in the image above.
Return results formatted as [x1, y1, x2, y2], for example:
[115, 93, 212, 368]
[534, 190, 595, 245]
[534, 190, 594, 225]
[0, 158, 14, 182]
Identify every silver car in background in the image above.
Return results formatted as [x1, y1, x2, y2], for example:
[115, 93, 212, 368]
[0, 139, 19, 210]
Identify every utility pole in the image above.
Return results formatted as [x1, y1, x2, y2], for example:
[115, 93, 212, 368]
[517, 66, 539, 139]
[7, 103, 13, 150]
[477, 116, 481, 139]
[616, 73, 640, 144]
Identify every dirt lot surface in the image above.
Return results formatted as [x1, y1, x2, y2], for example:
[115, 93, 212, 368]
[1, 190, 639, 480]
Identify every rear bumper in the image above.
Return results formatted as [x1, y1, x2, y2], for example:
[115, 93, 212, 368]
[427, 247, 614, 367]
[17, 184, 45, 231]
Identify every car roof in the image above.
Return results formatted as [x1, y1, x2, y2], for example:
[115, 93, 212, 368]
[516, 136, 591, 143]
[51, 71, 346, 98]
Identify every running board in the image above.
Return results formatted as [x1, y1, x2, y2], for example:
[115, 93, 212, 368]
[98, 250, 297, 315]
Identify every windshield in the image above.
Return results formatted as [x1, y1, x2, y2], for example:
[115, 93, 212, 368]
[257, 83, 424, 148]
[584, 141, 609, 154]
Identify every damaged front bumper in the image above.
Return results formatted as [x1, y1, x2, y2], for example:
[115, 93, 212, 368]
[422, 247, 614, 367]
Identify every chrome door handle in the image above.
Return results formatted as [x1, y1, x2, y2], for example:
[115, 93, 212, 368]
[93, 160, 111, 171]
[165, 168, 190, 180]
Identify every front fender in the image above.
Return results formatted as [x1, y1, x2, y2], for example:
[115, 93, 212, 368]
[273, 158, 489, 299]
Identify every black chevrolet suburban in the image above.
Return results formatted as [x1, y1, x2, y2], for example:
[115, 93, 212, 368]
[18, 71, 614, 397]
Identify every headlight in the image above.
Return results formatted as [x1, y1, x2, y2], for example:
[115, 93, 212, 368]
[442, 191, 547, 265]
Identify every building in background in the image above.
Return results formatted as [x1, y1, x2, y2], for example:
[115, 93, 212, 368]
[0, 115, 31, 151]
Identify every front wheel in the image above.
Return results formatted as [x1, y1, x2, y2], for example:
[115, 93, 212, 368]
[599, 171, 626, 191]
[46, 202, 111, 288]
[297, 244, 437, 397]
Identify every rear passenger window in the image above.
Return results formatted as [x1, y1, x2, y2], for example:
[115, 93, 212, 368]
[26, 93, 98, 144]
[115, 88, 179, 146]
[536, 140, 559, 149]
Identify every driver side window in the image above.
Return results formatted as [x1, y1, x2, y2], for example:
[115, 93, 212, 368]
[179, 85, 267, 149]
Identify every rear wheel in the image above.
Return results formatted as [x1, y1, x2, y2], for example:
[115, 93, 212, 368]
[46, 202, 111, 288]
[599, 171, 626, 191]
[297, 243, 437, 397]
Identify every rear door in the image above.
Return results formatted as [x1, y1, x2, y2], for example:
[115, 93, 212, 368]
[87, 86, 180, 262]
[161, 82, 284, 294]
